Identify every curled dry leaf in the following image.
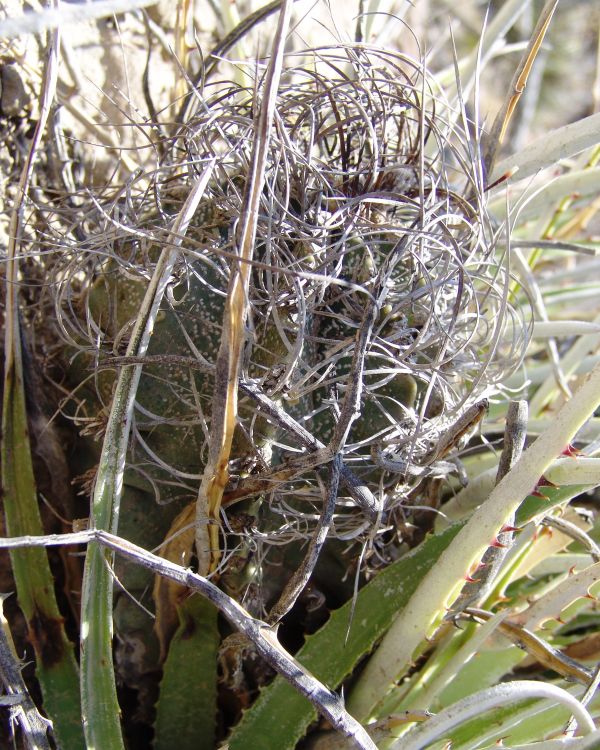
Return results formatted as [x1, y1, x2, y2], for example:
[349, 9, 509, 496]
[153, 501, 197, 661]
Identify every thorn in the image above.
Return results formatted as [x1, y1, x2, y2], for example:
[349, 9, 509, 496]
[568, 565, 577, 576]
[465, 574, 480, 583]
[531, 489, 550, 499]
[531, 475, 559, 498]
[500, 524, 522, 534]
[561, 444, 581, 458]
[583, 593, 597, 601]
[537, 475, 559, 489]
[484, 167, 519, 192]
[490, 537, 508, 548]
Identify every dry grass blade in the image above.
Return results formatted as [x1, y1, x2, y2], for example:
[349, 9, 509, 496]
[484, 0, 559, 177]
[195, 0, 294, 574]
[465, 608, 593, 685]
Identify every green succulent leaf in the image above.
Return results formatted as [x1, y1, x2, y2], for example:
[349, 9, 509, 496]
[227, 524, 462, 750]
[154, 596, 220, 750]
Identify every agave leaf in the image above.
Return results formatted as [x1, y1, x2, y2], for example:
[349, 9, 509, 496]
[348, 363, 600, 720]
[1, 344, 83, 748]
[154, 595, 219, 750]
[492, 112, 600, 185]
[489, 168, 600, 223]
[507, 736, 600, 750]
[512, 562, 600, 632]
[442, 686, 599, 750]
[397, 682, 595, 750]
[436, 646, 525, 710]
[392, 612, 512, 714]
[530, 322, 600, 338]
[544, 459, 600, 487]
[529, 311, 600, 418]
[226, 524, 462, 750]
[504, 511, 589, 585]
[530, 554, 597, 577]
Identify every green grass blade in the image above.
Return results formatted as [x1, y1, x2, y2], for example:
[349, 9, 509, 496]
[226, 524, 462, 750]
[80, 170, 214, 749]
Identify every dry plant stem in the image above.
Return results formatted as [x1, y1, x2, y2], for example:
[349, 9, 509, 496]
[348, 362, 600, 720]
[0, 531, 377, 750]
[373, 401, 489, 479]
[268, 455, 342, 623]
[449, 400, 528, 614]
[540, 516, 600, 563]
[0, 599, 52, 750]
[496, 400, 529, 484]
[195, 0, 293, 574]
[80, 169, 215, 750]
[483, 0, 559, 178]
[464, 608, 592, 685]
